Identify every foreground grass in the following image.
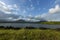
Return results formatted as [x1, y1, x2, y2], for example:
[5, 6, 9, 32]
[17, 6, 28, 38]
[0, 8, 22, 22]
[0, 29, 60, 40]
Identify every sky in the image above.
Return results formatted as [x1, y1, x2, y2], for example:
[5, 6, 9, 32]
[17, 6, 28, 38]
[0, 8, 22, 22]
[0, 0, 60, 22]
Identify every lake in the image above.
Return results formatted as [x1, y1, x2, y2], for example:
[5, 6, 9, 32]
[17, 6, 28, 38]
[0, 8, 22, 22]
[0, 23, 60, 29]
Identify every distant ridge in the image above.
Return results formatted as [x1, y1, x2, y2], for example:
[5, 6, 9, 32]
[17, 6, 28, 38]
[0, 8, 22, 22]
[0, 19, 47, 23]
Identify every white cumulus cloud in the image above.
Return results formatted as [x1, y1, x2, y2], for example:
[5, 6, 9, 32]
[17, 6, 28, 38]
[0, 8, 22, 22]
[49, 4, 60, 14]
[0, 1, 20, 21]
[0, 1, 18, 14]
[40, 4, 60, 21]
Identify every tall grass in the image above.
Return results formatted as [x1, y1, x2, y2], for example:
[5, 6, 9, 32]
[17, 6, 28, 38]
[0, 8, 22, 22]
[0, 29, 60, 40]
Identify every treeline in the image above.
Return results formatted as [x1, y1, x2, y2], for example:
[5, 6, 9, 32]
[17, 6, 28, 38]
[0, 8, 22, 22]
[0, 26, 60, 31]
[0, 26, 20, 30]
[0, 26, 50, 30]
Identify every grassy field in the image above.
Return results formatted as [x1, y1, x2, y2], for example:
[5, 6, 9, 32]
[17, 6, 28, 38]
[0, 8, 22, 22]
[40, 22, 60, 24]
[0, 29, 60, 40]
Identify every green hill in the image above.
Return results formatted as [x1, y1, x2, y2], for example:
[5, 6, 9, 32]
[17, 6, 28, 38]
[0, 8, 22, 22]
[40, 22, 60, 25]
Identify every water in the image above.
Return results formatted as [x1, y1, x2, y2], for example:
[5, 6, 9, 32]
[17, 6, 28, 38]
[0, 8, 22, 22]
[0, 23, 60, 29]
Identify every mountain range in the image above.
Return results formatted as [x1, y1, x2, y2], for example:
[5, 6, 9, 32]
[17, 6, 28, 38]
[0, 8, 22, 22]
[0, 18, 47, 23]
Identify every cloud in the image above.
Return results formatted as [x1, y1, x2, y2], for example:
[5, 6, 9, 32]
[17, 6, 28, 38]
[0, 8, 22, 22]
[26, 15, 40, 22]
[17, 4, 60, 22]
[23, 17, 40, 22]
[42, 13, 60, 21]
[29, 0, 31, 2]
[40, 4, 60, 21]
[0, 1, 60, 22]
[16, 14, 40, 22]
[19, 0, 27, 3]
[0, 1, 20, 21]
[22, 9, 27, 14]
[30, 4, 35, 10]
[25, 18, 40, 22]
[0, 1, 18, 14]
[0, 10, 20, 20]
[49, 4, 60, 14]
[34, 15, 41, 20]
[55, 0, 60, 4]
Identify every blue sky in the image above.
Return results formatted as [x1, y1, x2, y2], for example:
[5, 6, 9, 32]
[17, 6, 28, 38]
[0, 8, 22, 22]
[0, 0, 60, 21]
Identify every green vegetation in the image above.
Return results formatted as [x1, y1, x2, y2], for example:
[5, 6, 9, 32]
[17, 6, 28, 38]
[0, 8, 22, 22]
[0, 29, 60, 40]
[40, 22, 60, 24]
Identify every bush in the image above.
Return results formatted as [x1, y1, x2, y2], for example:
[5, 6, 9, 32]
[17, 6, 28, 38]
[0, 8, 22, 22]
[39, 27, 49, 30]
[0, 26, 4, 28]
[25, 26, 36, 29]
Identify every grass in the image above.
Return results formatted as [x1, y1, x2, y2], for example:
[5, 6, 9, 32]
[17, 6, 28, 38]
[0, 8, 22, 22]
[0, 29, 60, 40]
[40, 22, 60, 25]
